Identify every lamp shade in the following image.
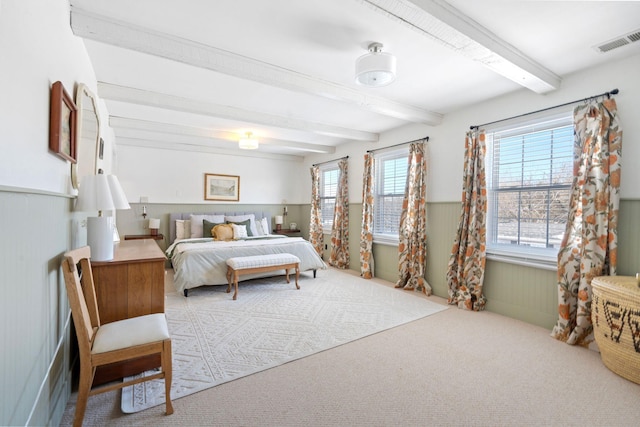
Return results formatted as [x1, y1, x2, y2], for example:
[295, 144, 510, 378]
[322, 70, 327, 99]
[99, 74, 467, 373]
[149, 218, 160, 236]
[355, 42, 396, 87]
[76, 174, 131, 213]
[75, 174, 130, 261]
[275, 215, 283, 225]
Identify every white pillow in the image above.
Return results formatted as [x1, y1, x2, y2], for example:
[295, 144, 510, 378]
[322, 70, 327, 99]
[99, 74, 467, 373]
[189, 214, 225, 238]
[255, 218, 265, 235]
[175, 219, 191, 241]
[259, 217, 270, 235]
[231, 223, 248, 239]
[224, 214, 258, 236]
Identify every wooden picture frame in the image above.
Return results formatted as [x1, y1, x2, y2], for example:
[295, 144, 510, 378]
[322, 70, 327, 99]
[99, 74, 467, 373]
[204, 173, 240, 201]
[49, 81, 77, 163]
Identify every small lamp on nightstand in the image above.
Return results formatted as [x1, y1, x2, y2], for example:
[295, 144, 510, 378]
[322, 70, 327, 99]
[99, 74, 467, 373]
[275, 215, 283, 231]
[149, 218, 160, 236]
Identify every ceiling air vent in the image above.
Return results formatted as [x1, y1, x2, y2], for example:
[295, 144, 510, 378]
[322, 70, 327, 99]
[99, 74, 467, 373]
[594, 29, 640, 53]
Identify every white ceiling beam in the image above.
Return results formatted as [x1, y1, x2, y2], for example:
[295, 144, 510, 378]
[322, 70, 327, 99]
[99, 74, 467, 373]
[116, 137, 304, 161]
[98, 82, 377, 142]
[362, 0, 561, 93]
[110, 117, 336, 154]
[71, 7, 443, 126]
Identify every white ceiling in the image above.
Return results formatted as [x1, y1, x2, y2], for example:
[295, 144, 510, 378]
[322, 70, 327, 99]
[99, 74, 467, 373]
[69, 0, 640, 159]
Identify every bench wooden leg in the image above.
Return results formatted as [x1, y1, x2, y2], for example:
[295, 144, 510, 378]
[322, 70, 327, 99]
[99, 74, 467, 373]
[226, 266, 233, 294]
[233, 271, 239, 300]
[294, 264, 300, 289]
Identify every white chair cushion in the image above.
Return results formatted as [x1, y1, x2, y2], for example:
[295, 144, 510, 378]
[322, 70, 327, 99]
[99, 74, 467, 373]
[226, 253, 300, 270]
[92, 313, 170, 354]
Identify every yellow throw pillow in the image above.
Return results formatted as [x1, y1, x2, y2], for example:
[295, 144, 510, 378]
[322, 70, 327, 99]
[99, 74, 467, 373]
[211, 223, 234, 241]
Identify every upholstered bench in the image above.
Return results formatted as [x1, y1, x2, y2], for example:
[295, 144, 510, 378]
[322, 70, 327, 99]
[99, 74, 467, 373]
[225, 253, 301, 300]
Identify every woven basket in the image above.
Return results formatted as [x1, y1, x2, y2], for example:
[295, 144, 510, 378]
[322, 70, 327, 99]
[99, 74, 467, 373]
[591, 275, 640, 385]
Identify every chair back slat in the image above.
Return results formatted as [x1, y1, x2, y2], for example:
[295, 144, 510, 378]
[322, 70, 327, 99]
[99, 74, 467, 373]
[62, 246, 98, 355]
[78, 257, 101, 328]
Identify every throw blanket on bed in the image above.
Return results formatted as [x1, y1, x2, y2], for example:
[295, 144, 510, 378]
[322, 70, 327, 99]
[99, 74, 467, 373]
[166, 236, 326, 293]
[165, 235, 287, 258]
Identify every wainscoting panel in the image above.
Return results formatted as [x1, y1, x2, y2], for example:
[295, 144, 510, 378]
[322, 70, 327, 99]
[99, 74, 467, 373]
[425, 202, 462, 298]
[618, 199, 640, 276]
[0, 189, 75, 426]
[484, 261, 558, 329]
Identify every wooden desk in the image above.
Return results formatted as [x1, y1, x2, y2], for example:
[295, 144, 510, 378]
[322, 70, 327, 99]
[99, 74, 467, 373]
[91, 239, 166, 384]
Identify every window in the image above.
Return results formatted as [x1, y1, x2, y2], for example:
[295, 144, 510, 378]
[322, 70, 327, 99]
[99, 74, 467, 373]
[485, 113, 573, 267]
[373, 149, 408, 243]
[319, 165, 338, 229]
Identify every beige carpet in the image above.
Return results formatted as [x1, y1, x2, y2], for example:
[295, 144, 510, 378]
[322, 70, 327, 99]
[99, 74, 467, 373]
[93, 267, 447, 413]
[61, 268, 640, 426]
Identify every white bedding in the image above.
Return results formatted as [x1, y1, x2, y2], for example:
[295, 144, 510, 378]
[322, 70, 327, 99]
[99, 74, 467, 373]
[166, 236, 327, 293]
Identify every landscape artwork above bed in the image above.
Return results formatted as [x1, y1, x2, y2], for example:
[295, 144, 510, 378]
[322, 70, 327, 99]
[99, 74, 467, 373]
[167, 211, 326, 295]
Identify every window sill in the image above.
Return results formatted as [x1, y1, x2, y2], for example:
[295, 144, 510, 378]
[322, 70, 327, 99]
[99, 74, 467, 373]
[487, 247, 557, 271]
[373, 234, 399, 247]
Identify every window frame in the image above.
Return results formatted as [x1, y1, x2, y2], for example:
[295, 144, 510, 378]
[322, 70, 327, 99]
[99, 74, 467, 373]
[372, 147, 409, 246]
[318, 163, 339, 232]
[484, 111, 574, 270]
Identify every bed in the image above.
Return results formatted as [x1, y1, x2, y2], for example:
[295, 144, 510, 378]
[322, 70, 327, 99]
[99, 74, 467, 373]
[166, 211, 326, 295]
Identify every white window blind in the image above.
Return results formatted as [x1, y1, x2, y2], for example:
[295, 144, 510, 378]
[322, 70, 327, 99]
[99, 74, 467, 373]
[319, 166, 338, 229]
[373, 150, 408, 237]
[486, 114, 573, 263]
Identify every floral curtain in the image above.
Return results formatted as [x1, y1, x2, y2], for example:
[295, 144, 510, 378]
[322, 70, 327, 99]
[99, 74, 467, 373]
[328, 158, 350, 269]
[360, 153, 375, 279]
[551, 98, 622, 347]
[395, 141, 431, 294]
[309, 165, 324, 257]
[446, 130, 487, 311]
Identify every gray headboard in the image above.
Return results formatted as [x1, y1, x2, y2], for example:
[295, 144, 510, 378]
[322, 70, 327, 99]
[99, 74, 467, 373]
[169, 211, 272, 244]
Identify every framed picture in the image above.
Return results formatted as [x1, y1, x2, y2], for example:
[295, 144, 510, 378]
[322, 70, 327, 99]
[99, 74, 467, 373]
[49, 81, 77, 163]
[204, 173, 240, 201]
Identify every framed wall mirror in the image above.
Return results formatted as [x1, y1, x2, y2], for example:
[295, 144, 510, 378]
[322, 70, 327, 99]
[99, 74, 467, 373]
[73, 83, 101, 189]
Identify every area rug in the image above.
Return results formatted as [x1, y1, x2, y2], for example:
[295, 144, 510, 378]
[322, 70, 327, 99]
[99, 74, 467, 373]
[121, 267, 447, 413]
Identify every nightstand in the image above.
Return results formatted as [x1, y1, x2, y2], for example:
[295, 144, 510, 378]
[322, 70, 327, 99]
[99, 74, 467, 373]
[124, 233, 164, 241]
[274, 229, 302, 236]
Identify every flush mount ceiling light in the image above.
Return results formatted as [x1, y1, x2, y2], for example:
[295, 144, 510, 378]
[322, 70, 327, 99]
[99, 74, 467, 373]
[238, 131, 259, 150]
[355, 42, 396, 87]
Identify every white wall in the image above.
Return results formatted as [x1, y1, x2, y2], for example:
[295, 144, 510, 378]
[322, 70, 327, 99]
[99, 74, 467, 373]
[116, 145, 305, 204]
[116, 52, 640, 208]
[0, 0, 112, 193]
[304, 53, 640, 203]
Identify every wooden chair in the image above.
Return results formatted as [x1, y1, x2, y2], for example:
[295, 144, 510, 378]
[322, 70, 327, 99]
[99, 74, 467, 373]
[62, 246, 173, 427]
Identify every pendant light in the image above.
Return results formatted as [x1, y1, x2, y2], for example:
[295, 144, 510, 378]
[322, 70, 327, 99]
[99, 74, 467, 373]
[355, 42, 396, 87]
[238, 132, 259, 150]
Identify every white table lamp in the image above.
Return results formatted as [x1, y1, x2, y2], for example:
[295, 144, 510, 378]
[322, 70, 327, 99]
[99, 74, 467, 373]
[275, 215, 283, 231]
[76, 174, 131, 261]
